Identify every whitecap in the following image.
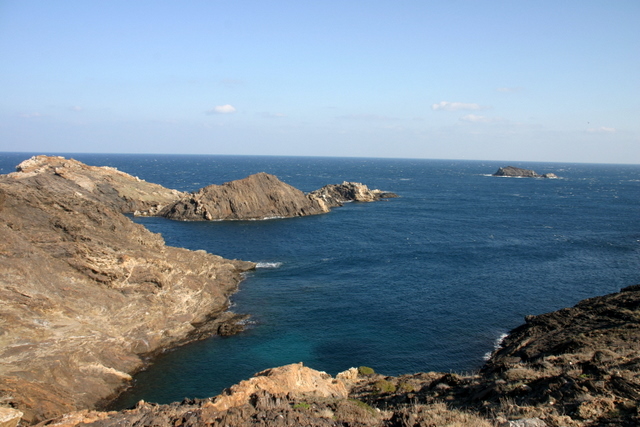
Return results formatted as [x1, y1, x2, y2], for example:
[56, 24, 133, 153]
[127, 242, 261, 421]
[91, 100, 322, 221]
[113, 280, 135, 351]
[483, 332, 509, 361]
[256, 262, 283, 269]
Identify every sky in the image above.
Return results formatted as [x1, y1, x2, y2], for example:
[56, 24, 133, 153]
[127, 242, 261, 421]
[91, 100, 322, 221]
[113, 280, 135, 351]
[1, 1, 638, 163]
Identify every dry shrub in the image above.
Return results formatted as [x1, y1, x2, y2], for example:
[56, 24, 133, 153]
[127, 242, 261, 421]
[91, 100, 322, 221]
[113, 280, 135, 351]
[393, 402, 493, 427]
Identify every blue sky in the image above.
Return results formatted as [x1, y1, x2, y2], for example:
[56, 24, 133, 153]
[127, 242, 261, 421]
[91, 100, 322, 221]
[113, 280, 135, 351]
[1, 1, 638, 163]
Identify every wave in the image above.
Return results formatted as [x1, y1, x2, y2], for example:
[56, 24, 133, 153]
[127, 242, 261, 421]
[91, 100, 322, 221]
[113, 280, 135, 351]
[256, 262, 283, 269]
[483, 332, 509, 361]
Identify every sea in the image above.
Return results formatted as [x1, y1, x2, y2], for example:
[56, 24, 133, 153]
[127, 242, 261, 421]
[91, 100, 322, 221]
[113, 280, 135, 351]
[1, 153, 639, 409]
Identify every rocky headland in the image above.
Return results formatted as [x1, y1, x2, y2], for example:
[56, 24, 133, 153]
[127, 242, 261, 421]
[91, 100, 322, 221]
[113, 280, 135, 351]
[493, 166, 558, 179]
[159, 173, 397, 221]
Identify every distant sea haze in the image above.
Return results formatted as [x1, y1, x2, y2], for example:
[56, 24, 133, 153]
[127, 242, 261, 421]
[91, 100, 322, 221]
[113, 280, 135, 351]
[2, 153, 638, 407]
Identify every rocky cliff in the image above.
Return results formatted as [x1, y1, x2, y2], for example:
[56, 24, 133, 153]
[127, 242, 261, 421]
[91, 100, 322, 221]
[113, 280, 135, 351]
[493, 166, 558, 178]
[30, 285, 640, 427]
[0, 156, 255, 424]
[160, 173, 398, 221]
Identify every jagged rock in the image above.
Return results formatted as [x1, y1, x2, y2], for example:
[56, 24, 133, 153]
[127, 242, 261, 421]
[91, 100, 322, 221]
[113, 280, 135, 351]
[308, 182, 398, 208]
[0, 407, 23, 427]
[160, 173, 330, 221]
[206, 363, 348, 412]
[0, 157, 255, 423]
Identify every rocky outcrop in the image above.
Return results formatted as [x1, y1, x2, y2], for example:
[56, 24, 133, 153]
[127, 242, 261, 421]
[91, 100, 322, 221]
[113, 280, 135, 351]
[34, 286, 640, 426]
[160, 172, 330, 221]
[14, 155, 185, 215]
[493, 166, 558, 178]
[308, 182, 398, 209]
[160, 174, 398, 221]
[0, 157, 255, 424]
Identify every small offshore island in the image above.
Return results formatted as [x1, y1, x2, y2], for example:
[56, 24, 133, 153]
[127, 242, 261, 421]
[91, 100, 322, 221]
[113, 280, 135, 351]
[493, 166, 559, 179]
[1, 156, 638, 427]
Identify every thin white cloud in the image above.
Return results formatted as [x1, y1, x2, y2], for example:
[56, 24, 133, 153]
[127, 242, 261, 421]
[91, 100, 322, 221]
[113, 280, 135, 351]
[431, 101, 483, 111]
[19, 112, 45, 118]
[460, 114, 500, 123]
[206, 104, 236, 114]
[69, 106, 83, 112]
[587, 126, 616, 133]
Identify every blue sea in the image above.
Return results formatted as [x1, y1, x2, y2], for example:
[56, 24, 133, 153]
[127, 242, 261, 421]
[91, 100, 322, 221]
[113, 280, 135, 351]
[1, 153, 639, 408]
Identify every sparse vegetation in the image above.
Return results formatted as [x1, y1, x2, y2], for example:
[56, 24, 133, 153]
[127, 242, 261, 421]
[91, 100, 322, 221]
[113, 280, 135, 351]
[358, 366, 375, 376]
[374, 379, 396, 394]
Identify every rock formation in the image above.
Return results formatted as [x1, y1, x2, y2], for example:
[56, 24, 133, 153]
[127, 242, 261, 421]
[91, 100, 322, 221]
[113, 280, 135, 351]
[493, 166, 558, 178]
[160, 172, 330, 221]
[160, 174, 398, 221]
[28, 285, 640, 426]
[0, 156, 255, 424]
[308, 182, 398, 209]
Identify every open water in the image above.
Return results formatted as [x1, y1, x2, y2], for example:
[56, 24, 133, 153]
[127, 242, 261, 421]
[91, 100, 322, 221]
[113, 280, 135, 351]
[1, 153, 639, 408]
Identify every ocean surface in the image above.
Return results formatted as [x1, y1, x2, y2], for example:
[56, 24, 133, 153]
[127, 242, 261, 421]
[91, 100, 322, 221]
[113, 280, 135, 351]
[1, 153, 639, 408]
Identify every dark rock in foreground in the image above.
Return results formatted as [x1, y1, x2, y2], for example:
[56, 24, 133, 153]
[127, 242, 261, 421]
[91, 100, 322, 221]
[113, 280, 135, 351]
[493, 166, 558, 178]
[33, 285, 640, 427]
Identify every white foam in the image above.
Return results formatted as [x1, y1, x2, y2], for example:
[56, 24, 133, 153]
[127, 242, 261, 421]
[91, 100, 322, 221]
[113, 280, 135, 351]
[256, 262, 283, 269]
[483, 332, 509, 361]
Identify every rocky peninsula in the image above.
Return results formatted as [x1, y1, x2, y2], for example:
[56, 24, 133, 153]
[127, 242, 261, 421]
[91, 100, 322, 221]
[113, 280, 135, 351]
[493, 166, 558, 178]
[159, 173, 397, 221]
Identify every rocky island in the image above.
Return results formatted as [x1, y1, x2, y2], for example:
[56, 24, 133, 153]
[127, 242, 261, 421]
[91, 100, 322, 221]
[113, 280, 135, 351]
[158, 173, 397, 221]
[493, 166, 558, 179]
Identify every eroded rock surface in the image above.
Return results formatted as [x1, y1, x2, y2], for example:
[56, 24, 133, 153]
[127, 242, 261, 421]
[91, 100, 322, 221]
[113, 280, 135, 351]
[0, 157, 255, 423]
[308, 181, 398, 209]
[160, 172, 329, 221]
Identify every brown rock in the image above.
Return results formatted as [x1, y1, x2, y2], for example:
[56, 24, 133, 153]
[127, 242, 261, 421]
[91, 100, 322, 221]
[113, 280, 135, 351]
[0, 157, 255, 423]
[161, 172, 330, 221]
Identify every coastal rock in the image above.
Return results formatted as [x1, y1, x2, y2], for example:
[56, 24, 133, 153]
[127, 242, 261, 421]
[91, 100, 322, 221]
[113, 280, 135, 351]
[493, 166, 541, 177]
[205, 363, 349, 412]
[161, 174, 398, 221]
[160, 172, 330, 221]
[308, 182, 398, 209]
[12, 155, 185, 215]
[493, 166, 558, 178]
[0, 157, 255, 423]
